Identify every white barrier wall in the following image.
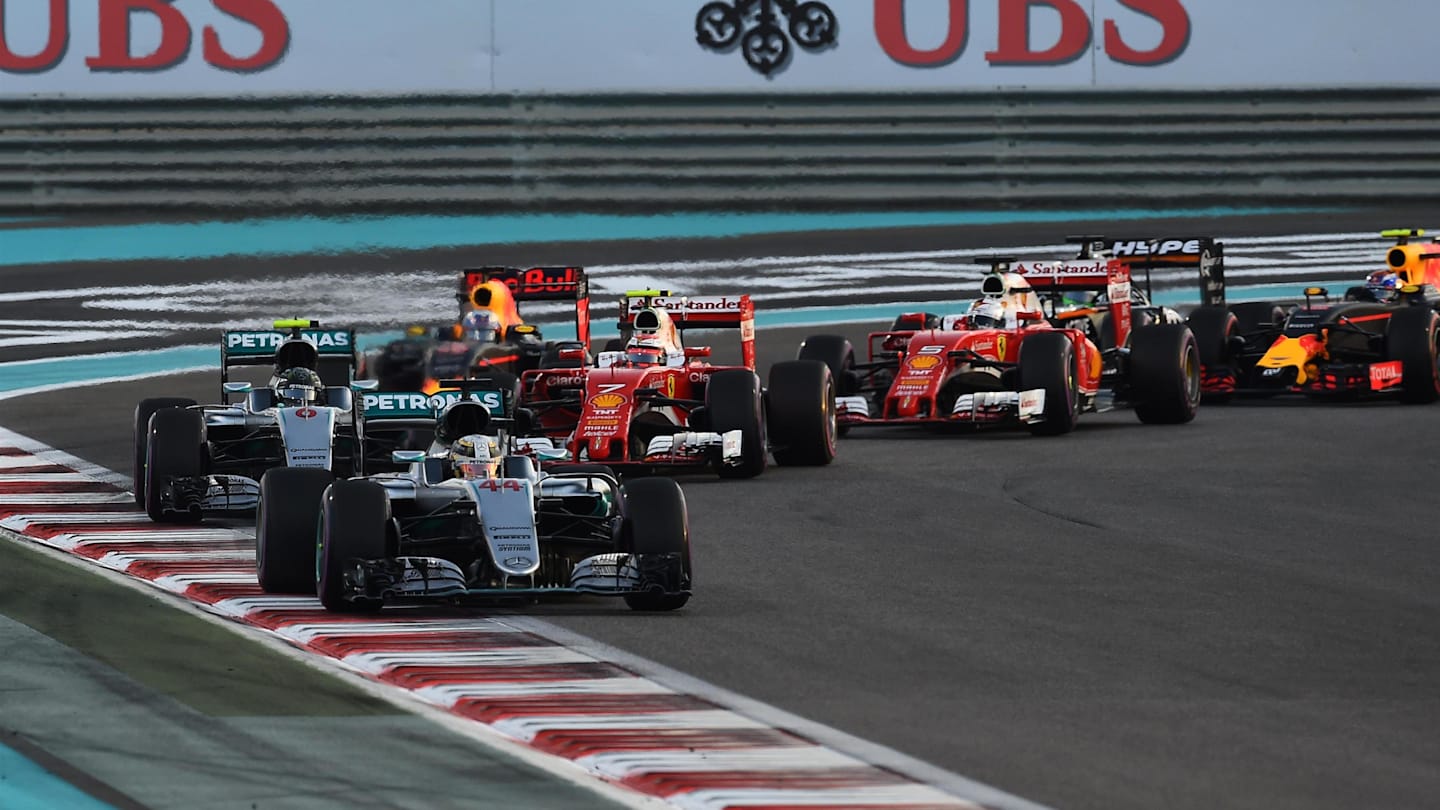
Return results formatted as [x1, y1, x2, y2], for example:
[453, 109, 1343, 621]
[2, 0, 1438, 97]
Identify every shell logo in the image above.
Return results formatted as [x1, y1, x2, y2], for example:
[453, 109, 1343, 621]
[907, 355, 943, 370]
[589, 393, 627, 408]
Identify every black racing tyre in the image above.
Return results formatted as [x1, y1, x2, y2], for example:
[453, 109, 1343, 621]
[621, 477, 691, 612]
[256, 468, 333, 594]
[1386, 307, 1440, 404]
[317, 480, 389, 613]
[132, 397, 196, 507]
[766, 360, 836, 467]
[144, 407, 206, 523]
[796, 334, 857, 396]
[1229, 301, 1287, 335]
[1017, 332, 1080, 436]
[705, 370, 767, 479]
[1186, 306, 1238, 402]
[1130, 324, 1202, 425]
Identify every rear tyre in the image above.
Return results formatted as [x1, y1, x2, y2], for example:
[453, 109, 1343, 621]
[256, 468, 334, 594]
[1387, 307, 1440, 404]
[132, 397, 196, 506]
[317, 480, 389, 613]
[1186, 306, 1238, 402]
[621, 477, 691, 612]
[766, 361, 836, 466]
[144, 408, 206, 523]
[1130, 324, 1201, 424]
[705, 370, 767, 479]
[1017, 332, 1079, 436]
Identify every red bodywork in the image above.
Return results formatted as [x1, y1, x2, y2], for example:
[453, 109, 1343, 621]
[522, 294, 756, 470]
[844, 260, 1132, 428]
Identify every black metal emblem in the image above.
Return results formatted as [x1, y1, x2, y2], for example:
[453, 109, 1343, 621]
[696, 1, 838, 77]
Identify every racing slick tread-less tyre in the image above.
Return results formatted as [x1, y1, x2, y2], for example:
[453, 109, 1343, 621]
[621, 477, 691, 612]
[766, 360, 837, 467]
[705, 369, 767, 479]
[797, 334, 857, 396]
[1387, 307, 1440, 404]
[1017, 332, 1079, 436]
[1130, 324, 1202, 424]
[1186, 306, 1238, 401]
[144, 407, 206, 523]
[132, 397, 196, 507]
[256, 468, 334, 594]
[318, 480, 389, 613]
[1229, 301, 1287, 335]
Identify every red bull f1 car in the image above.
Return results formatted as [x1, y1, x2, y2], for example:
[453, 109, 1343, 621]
[520, 291, 836, 477]
[796, 237, 1222, 435]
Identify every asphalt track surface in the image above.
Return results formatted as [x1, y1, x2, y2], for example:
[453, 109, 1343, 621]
[3, 210, 1439, 810]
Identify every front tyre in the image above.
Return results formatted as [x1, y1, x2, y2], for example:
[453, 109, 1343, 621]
[132, 397, 196, 506]
[1130, 325, 1201, 424]
[256, 468, 334, 594]
[705, 370, 767, 479]
[621, 477, 691, 612]
[317, 480, 389, 613]
[1017, 332, 1079, 436]
[766, 360, 836, 466]
[1186, 306, 1238, 403]
[1387, 307, 1440, 404]
[144, 407, 206, 523]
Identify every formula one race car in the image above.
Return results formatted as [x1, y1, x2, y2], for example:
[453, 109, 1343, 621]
[519, 291, 836, 477]
[1343, 229, 1440, 305]
[798, 246, 1208, 435]
[1186, 286, 1440, 402]
[360, 266, 592, 392]
[255, 388, 691, 612]
[133, 320, 361, 523]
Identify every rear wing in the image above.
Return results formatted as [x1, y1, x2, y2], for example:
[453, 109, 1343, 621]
[220, 319, 357, 395]
[1100, 237, 1226, 307]
[359, 389, 506, 421]
[461, 266, 591, 347]
[617, 291, 756, 369]
[1008, 259, 1135, 350]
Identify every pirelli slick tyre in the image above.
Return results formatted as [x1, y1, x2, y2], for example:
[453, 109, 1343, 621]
[132, 397, 196, 507]
[1387, 307, 1440, 404]
[1017, 332, 1080, 436]
[621, 477, 691, 612]
[797, 334, 857, 396]
[1186, 306, 1238, 402]
[706, 370, 767, 479]
[317, 480, 389, 613]
[766, 360, 837, 467]
[1230, 301, 1287, 335]
[1130, 325, 1201, 425]
[256, 468, 333, 594]
[144, 407, 206, 524]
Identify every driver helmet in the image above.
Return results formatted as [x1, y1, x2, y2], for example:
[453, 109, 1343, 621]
[1367, 270, 1401, 301]
[967, 299, 1007, 330]
[274, 367, 322, 407]
[461, 309, 503, 343]
[625, 334, 667, 366]
[451, 433, 502, 480]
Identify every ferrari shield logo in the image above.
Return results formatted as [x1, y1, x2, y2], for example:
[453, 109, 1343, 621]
[996, 335, 1008, 358]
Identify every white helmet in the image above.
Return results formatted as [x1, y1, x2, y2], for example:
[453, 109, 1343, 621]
[968, 299, 1007, 330]
[451, 434, 501, 480]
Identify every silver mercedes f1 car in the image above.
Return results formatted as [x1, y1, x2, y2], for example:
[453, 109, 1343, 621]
[254, 385, 692, 613]
[133, 320, 362, 523]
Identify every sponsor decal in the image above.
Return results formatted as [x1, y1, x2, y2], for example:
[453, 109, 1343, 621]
[474, 478, 524, 492]
[688, 371, 712, 383]
[1111, 239, 1204, 257]
[504, 557, 534, 568]
[497, 543, 532, 552]
[362, 390, 504, 417]
[1369, 361, 1403, 391]
[907, 354, 943, 371]
[695, 1, 837, 76]
[589, 392, 627, 409]
[627, 296, 743, 313]
[969, 340, 994, 353]
[224, 330, 351, 354]
[466, 267, 582, 299]
[546, 375, 586, 388]
[294, 407, 318, 419]
[1016, 260, 1108, 275]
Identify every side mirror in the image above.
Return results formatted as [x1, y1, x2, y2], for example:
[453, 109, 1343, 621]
[1016, 311, 1043, 323]
[557, 347, 587, 361]
[351, 379, 380, 392]
[684, 346, 711, 358]
[391, 450, 426, 464]
[222, 381, 252, 396]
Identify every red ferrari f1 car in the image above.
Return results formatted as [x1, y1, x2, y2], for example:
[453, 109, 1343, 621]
[520, 291, 836, 477]
[797, 237, 1218, 435]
